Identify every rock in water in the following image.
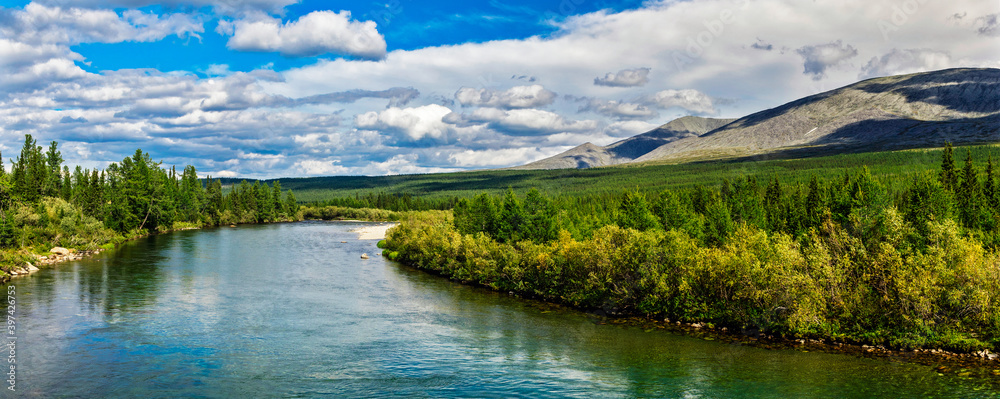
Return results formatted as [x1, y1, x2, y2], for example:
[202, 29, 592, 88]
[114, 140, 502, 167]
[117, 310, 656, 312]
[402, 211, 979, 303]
[51, 247, 71, 256]
[360, 253, 369, 259]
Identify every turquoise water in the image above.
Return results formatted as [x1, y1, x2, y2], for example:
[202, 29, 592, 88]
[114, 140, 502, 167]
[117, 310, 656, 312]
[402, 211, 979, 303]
[3, 221, 996, 398]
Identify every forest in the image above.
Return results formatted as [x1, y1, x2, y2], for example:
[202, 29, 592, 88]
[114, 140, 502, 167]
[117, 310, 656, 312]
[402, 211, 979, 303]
[383, 143, 1000, 352]
[0, 134, 301, 270]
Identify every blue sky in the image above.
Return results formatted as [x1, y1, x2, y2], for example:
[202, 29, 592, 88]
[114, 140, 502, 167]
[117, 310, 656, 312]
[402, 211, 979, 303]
[0, 0, 997, 178]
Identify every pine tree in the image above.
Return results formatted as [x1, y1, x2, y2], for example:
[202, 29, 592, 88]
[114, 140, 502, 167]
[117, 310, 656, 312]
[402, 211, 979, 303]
[986, 155, 998, 213]
[61, 166, 72, 201]
[523, 188, 557, 242]
[764, 177, 784, 232]
[957, 150, 982, 229]
[44, 141, 63, 197]
[271, 181, 285, 219]
[284, 190, 298, 217]
[497, 189, 527, 243]
[940, 142, 958, 192]
[704, 194, 734, 246]
[616, 189, 658, 231]
[805, 176, 823, 227]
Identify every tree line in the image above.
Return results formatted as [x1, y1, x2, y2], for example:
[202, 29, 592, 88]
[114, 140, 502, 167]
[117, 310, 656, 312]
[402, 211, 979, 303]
[0, 135, 301, 250]
[454, 142, 1000, 250]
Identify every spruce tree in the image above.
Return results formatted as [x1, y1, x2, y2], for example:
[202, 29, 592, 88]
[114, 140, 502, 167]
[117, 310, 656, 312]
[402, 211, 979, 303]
[764, 178, 784, 232]
[958, 150, 982, 229]
[940, 142, 958, 192]
[497, 189, 527, 243]
[61, 166, 72, 201]
[284, 190, 298, 217]
[805, 176, 822, 227]
[986, 155, 998, 213]
[523, 188, 557, 242]
[44, 141, 63, 197]
[616, 189, 659, 232]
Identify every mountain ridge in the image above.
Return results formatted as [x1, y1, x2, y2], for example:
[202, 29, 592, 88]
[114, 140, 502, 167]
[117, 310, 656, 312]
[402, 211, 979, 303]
[517, 68, 1000, 170]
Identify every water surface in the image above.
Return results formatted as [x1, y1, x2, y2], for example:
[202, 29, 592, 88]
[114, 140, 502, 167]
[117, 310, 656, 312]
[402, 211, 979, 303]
[5, 221, 996, 397]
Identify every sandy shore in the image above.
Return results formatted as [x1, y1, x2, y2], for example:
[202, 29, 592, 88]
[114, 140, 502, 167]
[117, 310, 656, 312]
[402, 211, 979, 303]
[351, 223, 399, 240]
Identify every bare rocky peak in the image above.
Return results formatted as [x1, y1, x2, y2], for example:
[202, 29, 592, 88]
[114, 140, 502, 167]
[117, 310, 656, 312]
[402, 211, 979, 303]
[635, 68, 1000, 163]
[514, 68, 1000, 170]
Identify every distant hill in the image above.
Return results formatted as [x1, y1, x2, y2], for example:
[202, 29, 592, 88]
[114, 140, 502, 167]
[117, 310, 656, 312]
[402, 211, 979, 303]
[517, 68, 1000, 169]
[513, 116, 735, 169]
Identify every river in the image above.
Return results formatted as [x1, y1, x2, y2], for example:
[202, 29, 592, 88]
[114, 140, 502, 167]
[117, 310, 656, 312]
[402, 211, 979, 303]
[4, 221, 996, 397]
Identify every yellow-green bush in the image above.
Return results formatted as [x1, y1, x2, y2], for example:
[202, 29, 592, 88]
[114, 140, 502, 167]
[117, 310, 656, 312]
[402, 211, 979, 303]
[385, 209, 1000, 352]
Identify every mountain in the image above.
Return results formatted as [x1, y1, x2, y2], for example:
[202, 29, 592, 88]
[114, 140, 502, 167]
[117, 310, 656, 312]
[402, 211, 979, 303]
[513, 116, 735, 170]
[635, 68, 1000, 163]
[517, 68, 1000, 170]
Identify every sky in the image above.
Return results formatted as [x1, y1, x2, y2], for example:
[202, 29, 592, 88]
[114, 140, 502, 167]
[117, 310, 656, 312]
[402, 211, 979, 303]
[0, 0, 997, 178]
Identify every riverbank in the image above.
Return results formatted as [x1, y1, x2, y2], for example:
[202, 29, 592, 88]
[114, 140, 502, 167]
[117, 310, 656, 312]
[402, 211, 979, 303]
[0, 215, 310, 284]
[351, 223, 398, 240]
[383, 210, 1000, 368]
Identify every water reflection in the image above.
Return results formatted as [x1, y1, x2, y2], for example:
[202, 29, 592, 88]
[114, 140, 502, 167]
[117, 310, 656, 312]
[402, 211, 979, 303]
[2, 221, 995, 398]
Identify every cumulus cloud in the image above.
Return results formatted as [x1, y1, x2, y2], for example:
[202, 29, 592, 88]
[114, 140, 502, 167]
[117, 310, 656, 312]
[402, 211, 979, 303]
[454, 85, 557, 109]
[594, 68, 650, 87]
[859, 49, 953, 79]
[296, 87, 420, 108]
[0, 3, 203, 45]
[603, 120, 659, 138]
[355, 105, 454, 145]
[796, 40, 859, 80]
[449, 147, 555, 167]
[644, 89, 717, 115]
[577, 98, 658, 120]
[219, 11, 386, 59]
[444, 108, 599, 136]
[31, 0, 298, 16]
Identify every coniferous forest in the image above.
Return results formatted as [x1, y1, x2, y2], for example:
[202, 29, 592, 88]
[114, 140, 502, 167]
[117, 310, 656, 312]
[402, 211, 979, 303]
[383, 143, 1000, 352]
[0, 134, 301, 270]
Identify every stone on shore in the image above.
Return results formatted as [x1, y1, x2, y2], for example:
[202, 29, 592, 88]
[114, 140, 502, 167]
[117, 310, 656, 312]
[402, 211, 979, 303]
[51, 247, 71, 256]
[25, 263, 38, 272]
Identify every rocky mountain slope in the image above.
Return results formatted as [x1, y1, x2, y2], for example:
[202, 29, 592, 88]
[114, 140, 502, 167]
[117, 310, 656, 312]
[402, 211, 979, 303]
[635, 68, 1000, 163]
[513, 116, 735, 169]
[518, 68, 1000, 170]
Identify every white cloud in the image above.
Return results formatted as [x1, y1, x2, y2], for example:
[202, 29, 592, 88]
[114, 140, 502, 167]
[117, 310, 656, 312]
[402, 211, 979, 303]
[355, 105, 454, 144]
[444, 108, 599, 136]
[220, 11, 386, 59]
[646, 89, 716, 115]
[32, 0, 297, 16]
[859, 49, 954, 79]
[0, 3, 203, 45]
[578, 99, 658, 120]
[603, 120, 659, 138]
[594, 68, 651, 87]
[449, 147, 555, 167]
[454, 85, 557, 109]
